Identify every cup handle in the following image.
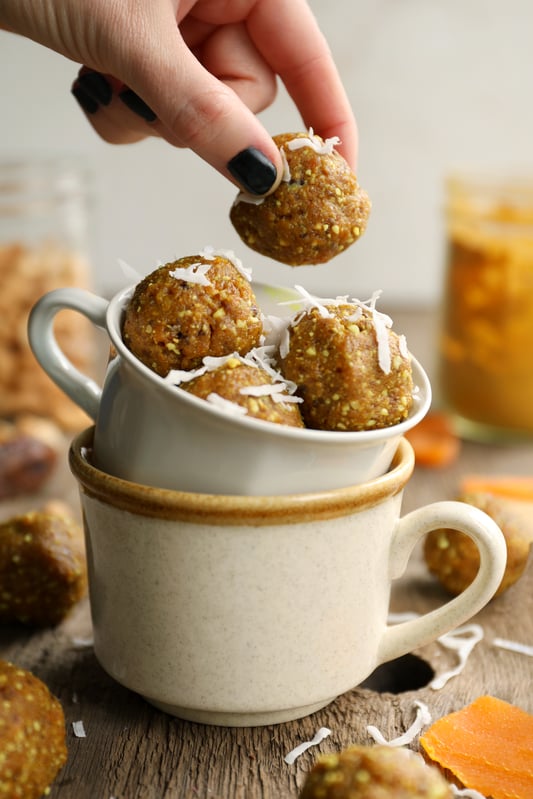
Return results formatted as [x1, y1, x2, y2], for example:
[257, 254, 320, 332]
[28, 287, 109, 421]
[378, 500, 507, 665]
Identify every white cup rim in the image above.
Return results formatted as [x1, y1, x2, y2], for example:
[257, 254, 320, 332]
[106, 285, 432, 445]
[70, 428, 414, 523]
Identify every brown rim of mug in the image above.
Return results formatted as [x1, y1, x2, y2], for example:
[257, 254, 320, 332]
[69, 427, 415, 526]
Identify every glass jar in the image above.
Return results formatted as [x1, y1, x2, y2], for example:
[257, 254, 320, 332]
[0, 157, 95, 430]
[439, 172, 533, 440]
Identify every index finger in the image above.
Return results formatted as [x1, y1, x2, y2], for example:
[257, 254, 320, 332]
[247, 0, 358, 169]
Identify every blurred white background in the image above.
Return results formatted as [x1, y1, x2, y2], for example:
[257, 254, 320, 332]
[1, 0, 532, 303]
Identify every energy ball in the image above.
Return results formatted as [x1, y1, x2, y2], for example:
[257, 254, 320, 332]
[0, 660, 67, 799]
[0, 509, 87, 627]
[299, 745, 452, 799]
[281, 302, 414, 431]
[230, 131, 371, 266]
[180, 356, 304, 428]
[424, 492, 531, 598]
[122, 252, 263, 376]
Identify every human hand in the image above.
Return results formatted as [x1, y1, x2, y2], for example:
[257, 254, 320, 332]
[1, 0, 358, 195]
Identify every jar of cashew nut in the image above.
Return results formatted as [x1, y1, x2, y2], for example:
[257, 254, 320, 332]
[0, 157, 95, 430]
[439, 172, 533, 440]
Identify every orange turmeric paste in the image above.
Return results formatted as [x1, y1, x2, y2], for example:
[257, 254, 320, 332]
[439, 175, 533, 438]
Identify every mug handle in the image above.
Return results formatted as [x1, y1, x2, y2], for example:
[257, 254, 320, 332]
[378, 500, 507, 664]
[28, 287, 109, 421]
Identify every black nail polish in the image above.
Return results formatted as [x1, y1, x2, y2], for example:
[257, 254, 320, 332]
[119, 89, 157, 122]
[227, 147, 277, 195]
[77, 72, 112, 106]
[71, 83, 99, 115]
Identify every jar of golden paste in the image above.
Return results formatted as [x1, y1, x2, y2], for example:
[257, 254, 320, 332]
[439, 173, 533, 440]
[0, 157, 95, 430]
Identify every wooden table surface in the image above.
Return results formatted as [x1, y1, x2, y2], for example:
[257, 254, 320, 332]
[1, 308, 533, 799]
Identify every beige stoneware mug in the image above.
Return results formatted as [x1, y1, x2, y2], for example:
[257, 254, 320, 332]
[29, 285, 431, 495]
[69, 429, 507, 727]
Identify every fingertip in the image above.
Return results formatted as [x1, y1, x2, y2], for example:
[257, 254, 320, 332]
[336, 130, 359, 173]
[76, 71, 113, 106]
[226, 144, 284, 196]
[71, 81, 99, 115]
[118, 89, 158, 123]
[226, 147, 276, 195]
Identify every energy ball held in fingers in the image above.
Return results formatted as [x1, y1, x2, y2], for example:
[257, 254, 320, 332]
[122, 251, 263, 376]
[230, 131, 371, 266]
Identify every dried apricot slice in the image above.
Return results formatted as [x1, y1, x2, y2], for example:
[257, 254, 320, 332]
[460, 475, 533, 500]
[404, 411, 460, 468]
[420, 695, 533, 799]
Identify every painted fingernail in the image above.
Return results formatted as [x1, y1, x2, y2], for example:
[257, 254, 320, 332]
[118, 89, 157, 122]
[77, 72, 112, 106]
[227, 147, 278, 195]
[71, 82, 99, 115]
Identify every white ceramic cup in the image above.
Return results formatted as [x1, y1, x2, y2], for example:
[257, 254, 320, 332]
[29, 285, 432, 495]
[69, 430, 507, 727]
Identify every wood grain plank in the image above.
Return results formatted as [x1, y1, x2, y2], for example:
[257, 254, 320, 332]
[1, 308, 532, 798]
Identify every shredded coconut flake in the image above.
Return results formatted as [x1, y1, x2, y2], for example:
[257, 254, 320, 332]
[262, 314, 294, 359]
[277, 285, 399, 374]
[259, 317, 283, 347]
[283, 284, 335, 318]
[239, 382, 303, 404]
[279, 326, 291, 359]
[164, 365, 208, 385]
[117, 257, 142, 283]
[233, 192, 265, 206]
[284, 727, 332, 765]
[170, 262, 212, 286]
[164, 348, 299, 407]
[247, 346, 299, 394]
[367, 700, 431, 747]
[72, 720, 86, 738]
[431, 623, 484, 690]
[387, 615, 484, 691]
[197, 245, 216, 260]
[272, 393, 303, 404]
[286, 127, 341, 155]
[198, 246, 252, 281]
[372, 308, 392, 373]
[344, 306, 363, 324]
[280, 146, 291, 182]
[206, 393, 248, 416]
[493, 637, 533, 657]
[240, 383, 287, 398]
[165, 354, 248, 386]
[70, 635, 94, 649]
[202, 354, 244, 371]
[169, 248, 251, 284]
[450, 787, 487, 798]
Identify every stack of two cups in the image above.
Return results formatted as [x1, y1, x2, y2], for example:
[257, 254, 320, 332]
[28, 284, 506, 727]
